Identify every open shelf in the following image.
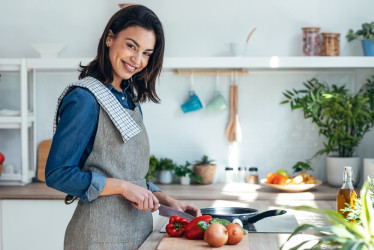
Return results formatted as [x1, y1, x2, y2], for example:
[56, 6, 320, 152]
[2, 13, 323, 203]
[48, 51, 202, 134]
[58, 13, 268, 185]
[26, 57, 374, 71]
[0, 114, 35, 129]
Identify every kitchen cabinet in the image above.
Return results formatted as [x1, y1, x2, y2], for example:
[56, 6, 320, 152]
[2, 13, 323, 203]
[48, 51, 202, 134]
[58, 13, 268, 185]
[0, 59, 36, 185]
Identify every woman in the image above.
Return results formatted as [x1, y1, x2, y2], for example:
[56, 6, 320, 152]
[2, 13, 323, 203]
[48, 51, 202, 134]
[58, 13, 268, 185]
[45, 5, 201, 249]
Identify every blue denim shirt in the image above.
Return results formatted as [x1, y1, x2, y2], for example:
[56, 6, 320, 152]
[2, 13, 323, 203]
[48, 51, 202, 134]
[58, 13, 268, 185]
[45, 82, 161, 202]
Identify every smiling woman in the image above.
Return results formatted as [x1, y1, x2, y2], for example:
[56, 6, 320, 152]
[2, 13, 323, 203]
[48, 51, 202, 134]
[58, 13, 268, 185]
[45, 4, 201, 250]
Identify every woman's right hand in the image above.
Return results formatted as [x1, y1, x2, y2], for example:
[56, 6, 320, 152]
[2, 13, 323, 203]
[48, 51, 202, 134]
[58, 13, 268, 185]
[100, 178, 159, 212]
[122, 181, 159, 212]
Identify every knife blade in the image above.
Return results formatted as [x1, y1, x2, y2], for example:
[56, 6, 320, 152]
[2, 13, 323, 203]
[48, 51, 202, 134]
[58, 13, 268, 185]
[158, 204, 195, 221]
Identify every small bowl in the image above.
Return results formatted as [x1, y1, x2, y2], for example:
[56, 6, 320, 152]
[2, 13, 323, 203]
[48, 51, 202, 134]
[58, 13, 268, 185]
[32, 43, 65, 58]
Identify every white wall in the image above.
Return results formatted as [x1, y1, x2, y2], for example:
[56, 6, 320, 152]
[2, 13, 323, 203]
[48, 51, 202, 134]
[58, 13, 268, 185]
[1, 0, 374, 182]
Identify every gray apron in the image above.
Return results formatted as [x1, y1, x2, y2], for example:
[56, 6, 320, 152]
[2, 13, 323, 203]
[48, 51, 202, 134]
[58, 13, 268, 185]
[64, 103, 152, 250]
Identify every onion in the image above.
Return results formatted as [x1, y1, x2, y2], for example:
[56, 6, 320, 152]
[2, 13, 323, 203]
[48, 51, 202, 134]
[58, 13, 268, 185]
[204, 223, 228, 247]
[226, 223, 244, 245]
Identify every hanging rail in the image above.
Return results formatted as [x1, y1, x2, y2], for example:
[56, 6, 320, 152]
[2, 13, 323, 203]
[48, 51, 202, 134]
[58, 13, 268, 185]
[173, 70, 249, 76]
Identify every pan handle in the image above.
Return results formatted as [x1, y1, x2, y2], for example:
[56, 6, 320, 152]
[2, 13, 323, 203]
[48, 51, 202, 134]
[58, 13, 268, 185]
[247, 209, 286, 224]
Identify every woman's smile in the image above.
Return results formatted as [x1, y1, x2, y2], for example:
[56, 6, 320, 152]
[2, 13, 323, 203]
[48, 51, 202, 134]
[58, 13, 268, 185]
[107, 26, 156, 89]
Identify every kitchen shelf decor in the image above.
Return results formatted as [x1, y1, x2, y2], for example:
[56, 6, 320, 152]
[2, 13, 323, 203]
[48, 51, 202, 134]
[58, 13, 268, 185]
[0, 59, 36, 185]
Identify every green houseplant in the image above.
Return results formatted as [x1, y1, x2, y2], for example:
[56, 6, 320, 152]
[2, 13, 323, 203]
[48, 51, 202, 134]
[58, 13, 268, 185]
[346, 22, 374, 56]
[146, 155, 158, 182]
[282, 77, 374, 185]
[156, 158, 177, 184]
[193, 155, 216, 185]
[174, 161, 203, 185]
[281, 178, 374, 250]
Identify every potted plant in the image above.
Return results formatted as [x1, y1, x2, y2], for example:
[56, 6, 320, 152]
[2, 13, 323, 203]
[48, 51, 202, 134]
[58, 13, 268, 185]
[346, 22, 374, 56]
[281, 77, 374, 186]
[174, 161, 203, 185]
[146, 155, 158, 182]
[281, 179, 374, 249]
[193, 155, 216, 185]
[156, 157, 176, 184]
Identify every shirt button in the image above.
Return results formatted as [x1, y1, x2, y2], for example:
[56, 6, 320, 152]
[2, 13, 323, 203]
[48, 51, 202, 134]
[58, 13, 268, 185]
[121, 97, 125, 100]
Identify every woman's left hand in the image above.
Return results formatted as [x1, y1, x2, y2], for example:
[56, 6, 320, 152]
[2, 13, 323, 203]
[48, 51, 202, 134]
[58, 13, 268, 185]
[169, 200, 202, 217]
[153, 191, 201, 217]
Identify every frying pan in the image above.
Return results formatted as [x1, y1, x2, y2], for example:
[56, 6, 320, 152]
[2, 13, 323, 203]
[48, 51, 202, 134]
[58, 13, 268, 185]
[201, 207, 286, 225]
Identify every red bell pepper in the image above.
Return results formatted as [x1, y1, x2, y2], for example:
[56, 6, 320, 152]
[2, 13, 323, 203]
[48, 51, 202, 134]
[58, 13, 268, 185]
[184, 215, 212, 239]
[166, 215, 189, 237]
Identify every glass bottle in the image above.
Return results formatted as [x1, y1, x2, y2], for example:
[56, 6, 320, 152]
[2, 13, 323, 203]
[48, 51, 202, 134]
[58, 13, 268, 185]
[225, 167, 235, 183]
[336, 166, 358, 219]
[302, 27, 321, 56]
[321, 33, 340, 56]
[247, 167, 259, 184]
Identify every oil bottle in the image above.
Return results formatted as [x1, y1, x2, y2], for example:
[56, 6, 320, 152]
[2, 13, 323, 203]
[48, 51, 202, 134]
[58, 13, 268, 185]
[336, 166, 358, 218]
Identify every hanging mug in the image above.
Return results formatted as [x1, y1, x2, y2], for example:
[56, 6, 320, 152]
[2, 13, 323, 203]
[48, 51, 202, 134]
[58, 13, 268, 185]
[181, 90, 203, 113]
[206, 91, 227, 112]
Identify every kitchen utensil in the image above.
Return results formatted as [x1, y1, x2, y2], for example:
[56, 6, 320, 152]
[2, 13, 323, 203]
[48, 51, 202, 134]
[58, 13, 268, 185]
[233, 74, 242, 142]
[200, 207, 286, 226]
[261, 178, 323, 192]
[157, 233, 249, 249]
[225, 74, 235, 142]
[37, 139, 52, 182]
[158, 204, 195, 221]
[246, 27, 257, 43]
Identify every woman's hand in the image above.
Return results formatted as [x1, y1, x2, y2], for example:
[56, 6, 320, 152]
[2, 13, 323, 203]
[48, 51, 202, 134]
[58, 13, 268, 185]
[154, 191, 202, 217]
[122, 181, 159, 212]
[100, 178, 159, 212]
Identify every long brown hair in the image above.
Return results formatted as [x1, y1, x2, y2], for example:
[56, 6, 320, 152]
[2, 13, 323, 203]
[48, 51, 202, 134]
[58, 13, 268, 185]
[79, 5, 165, 103]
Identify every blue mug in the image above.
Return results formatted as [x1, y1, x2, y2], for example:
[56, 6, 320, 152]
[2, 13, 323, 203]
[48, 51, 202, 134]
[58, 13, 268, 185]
[181, 90, 203, 113]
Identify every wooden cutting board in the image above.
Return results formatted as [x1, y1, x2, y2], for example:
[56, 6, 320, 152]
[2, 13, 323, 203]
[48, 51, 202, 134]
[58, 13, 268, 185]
[157, 234, 249, 250]
[37, 139, 52, 182]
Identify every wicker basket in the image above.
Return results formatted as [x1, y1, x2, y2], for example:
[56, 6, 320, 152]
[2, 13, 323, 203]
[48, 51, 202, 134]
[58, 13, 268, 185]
[193, 164, 216, 184]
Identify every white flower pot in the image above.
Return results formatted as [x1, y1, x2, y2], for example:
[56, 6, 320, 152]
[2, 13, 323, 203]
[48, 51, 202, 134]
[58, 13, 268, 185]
[326, 156, 360, 187]
[159, 170, 173, 184]
[363, 158, 374, 183]
[180, 176, 191, 185]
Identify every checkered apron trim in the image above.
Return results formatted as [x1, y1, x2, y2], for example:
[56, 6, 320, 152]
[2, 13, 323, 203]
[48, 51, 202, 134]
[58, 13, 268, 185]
[53, 76, 142, 143]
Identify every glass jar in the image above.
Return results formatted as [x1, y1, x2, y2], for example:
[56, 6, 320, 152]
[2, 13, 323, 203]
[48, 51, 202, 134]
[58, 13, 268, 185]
[247, 167, 259, 184]
[225, 167, 235, 183]
[321, 33, 340, 56]
[302, 27, 321, 56]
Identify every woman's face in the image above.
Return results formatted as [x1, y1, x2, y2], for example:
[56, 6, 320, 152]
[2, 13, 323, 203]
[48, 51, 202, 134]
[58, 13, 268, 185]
[106, 26, 156, 86]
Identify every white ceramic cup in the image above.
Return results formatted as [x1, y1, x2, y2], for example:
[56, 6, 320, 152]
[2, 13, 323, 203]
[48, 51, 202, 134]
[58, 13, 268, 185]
[229, 42, 247, 57]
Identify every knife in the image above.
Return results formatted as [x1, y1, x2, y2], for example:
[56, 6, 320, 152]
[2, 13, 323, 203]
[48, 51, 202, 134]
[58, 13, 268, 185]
[158, 204, 195, 221]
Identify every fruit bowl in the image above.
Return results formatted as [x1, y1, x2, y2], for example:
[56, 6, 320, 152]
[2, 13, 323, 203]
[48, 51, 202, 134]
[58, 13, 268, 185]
[261, 178, 322, 192]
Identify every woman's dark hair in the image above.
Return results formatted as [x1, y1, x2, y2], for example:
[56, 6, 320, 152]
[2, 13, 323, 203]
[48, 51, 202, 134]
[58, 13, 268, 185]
[79, 5, 164, 103]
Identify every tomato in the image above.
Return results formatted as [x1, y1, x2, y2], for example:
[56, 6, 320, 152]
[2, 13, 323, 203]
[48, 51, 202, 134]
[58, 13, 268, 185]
[0, 152, 4, 164]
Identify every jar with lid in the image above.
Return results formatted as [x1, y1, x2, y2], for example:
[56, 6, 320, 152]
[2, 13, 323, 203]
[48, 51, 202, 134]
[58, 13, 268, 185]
[321, 33, 340, 56]
[237, 167, 247, 183]
[225, 167, 235, 183]
[302, 27, 321, 56]
[247, 167, 259, 184]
